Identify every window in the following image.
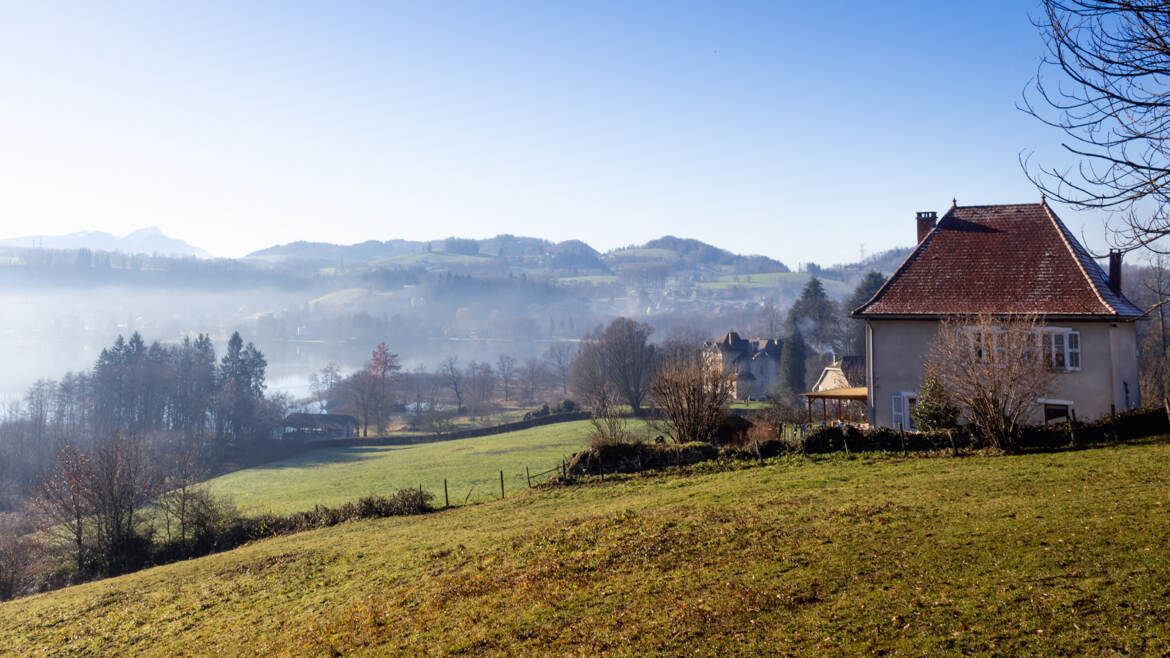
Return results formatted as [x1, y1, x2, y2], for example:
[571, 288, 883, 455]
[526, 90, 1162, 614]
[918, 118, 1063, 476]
[892, 392, 917, 430]
[1037, 328, 1081, 371]
[957, 325, 1082, 371]
[1040, 399, 1075, 425]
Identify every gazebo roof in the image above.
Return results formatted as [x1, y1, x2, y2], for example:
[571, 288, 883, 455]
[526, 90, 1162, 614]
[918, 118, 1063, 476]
[801, 386, 868, 401]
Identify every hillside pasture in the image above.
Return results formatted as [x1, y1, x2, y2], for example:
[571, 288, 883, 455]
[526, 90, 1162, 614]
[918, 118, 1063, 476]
[207, 419, 651, 514]
[4, 439, 1169, 654]
[696, 271, 853, 297]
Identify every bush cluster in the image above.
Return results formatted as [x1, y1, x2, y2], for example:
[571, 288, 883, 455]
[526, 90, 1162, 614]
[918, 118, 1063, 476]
[567, 442, 719, 475]
[796, 406, 1167, 454]
[1, 489, 433, 602]
[561, 407, 1170, 476]
[155, 489, 433, 565]
[524, 399, 579, 420]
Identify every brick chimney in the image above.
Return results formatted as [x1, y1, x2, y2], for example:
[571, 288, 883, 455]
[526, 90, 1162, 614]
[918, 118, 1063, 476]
[916, 211, 937, 244]
[1108, 250, 1123, 295]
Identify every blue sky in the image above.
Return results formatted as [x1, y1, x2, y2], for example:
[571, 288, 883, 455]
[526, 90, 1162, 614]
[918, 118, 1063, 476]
[0, 1, 1098, 266]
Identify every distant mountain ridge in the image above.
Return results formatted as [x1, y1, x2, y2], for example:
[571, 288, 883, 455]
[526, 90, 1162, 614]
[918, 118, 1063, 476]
[247, 234, 788, 275]
[0, 227, 212, 258]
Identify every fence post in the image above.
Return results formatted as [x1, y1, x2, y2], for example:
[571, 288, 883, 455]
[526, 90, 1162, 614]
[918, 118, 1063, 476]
[500, 470, 505, 499]
[526, 466, 531, 488]
[418, 484, 424, 508]
[444, 478, 449, 508]
[898, 422, 907, 457]
[562, 459, 567, 481]
[1110, 404, 1119, 443]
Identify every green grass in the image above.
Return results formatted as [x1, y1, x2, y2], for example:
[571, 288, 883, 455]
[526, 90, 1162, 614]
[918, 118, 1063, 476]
[696, 271, 853, 296]
[5, 440, 1170, 655]
[374, 251, 495, 267]
[605, 247, 681, 262]
[207, 420, 649, 514]
[555, 274, 620, 284]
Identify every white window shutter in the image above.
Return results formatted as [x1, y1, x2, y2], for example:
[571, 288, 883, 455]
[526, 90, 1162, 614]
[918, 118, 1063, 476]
[1067, 331, 1081, 369]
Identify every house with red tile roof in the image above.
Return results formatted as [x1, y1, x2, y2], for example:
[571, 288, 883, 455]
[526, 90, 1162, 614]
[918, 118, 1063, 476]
[852, 201, 1142, 429]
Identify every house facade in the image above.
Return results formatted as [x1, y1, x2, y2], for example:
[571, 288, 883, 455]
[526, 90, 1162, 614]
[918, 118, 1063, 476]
[853, 201, 1142, 429]
[705, 330, 782, 400]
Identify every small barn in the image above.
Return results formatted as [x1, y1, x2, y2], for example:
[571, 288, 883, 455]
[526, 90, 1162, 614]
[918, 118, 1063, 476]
[283, 413, 360, 441]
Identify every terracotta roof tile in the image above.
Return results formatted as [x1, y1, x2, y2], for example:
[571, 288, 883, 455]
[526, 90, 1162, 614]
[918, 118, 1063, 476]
[853, 202, 1143, 319]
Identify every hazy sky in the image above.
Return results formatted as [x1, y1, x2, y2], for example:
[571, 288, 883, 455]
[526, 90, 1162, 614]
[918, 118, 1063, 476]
[0, 1, 1103, 266]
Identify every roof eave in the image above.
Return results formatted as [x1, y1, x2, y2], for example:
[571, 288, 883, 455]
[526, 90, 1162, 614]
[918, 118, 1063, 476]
[856, 312, 1141, 322]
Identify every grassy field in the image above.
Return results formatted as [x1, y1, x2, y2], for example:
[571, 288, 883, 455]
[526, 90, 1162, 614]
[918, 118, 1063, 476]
[4, 438, 1169, 655]
[554, 274, 620, 285]
[696, 271, 853, 297]
[207, 419, 650, 514]
[374, 251, 496, 268]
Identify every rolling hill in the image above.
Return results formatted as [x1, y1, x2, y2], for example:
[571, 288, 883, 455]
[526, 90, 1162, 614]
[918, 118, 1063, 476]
[3, 439, 1168, 654]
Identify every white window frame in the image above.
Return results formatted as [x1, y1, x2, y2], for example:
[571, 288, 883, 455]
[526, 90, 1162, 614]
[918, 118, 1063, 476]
[1036, 328, 1082, 372]
[1038, 398, 1075, 425]
[892, 392, 917, 431]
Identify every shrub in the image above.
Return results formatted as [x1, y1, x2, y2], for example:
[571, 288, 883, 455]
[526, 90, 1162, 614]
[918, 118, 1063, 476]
[911, 376, 960, 431]
[567, 442, 718, 475]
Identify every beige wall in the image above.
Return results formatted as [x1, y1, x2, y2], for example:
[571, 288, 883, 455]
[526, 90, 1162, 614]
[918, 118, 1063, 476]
[867, 319, 1141, 428]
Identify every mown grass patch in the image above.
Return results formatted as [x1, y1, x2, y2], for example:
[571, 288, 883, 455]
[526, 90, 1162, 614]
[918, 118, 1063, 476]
[3, 440, 1169, 655]
[207, 420, 650, 514]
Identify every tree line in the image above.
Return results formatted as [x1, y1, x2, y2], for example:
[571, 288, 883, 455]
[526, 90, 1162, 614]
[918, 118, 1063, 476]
[0, 331, 283, 511]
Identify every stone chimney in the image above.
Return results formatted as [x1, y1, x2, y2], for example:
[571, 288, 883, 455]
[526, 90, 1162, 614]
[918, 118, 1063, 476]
[916, 211, 937, 244]
[1108, 250, 1123, 295]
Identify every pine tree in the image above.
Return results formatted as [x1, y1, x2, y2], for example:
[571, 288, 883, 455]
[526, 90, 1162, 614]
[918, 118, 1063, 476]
[779, 327, 808, 397]
[841, 271, 887, 356]
[788, 276, 840, 354]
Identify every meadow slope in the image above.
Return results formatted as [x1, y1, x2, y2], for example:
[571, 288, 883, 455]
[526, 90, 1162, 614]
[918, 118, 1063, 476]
[3, 440, 1169, 655]
[207, 420, 641, 513]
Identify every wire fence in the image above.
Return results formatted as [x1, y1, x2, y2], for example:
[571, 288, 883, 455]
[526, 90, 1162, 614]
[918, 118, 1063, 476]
[426, 455, 574, 508]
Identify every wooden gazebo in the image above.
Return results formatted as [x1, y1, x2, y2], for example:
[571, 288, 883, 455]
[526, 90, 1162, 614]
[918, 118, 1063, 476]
[801, 386, 868, 423]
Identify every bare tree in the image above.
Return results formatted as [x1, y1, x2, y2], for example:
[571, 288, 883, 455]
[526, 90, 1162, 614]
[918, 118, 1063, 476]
[520, 358, 547, 402]
[36, 445, 93, 574]
[543, 343, 576, 396]
[440, 356, 465, 413]
[924, 314, 1056, 452]
[0, 512, 38, 600]
[496, 355, 517, 402]
[339, 370, 380, 437]
[1024, 1, 1170, 252]
[570, 318, 657, 415]
[760, 295, 781, 340]
[585, 387, 634, 448]
[309, 362, 342, 413]
[650, 354, 735, 445]
[155, 437, 208, 549]
[86, 434, 161, 575]
[657, 326, 707, 365]
[1140, 254, 1170, 402]
[369, 343, 402, 432]
[465, 361, 497, 419]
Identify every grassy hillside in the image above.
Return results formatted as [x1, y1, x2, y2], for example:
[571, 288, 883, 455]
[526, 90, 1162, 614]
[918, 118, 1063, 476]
[207, 420, 650, 514]
[695, 271, 853, 296]
[4, 439, 1169, 655]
